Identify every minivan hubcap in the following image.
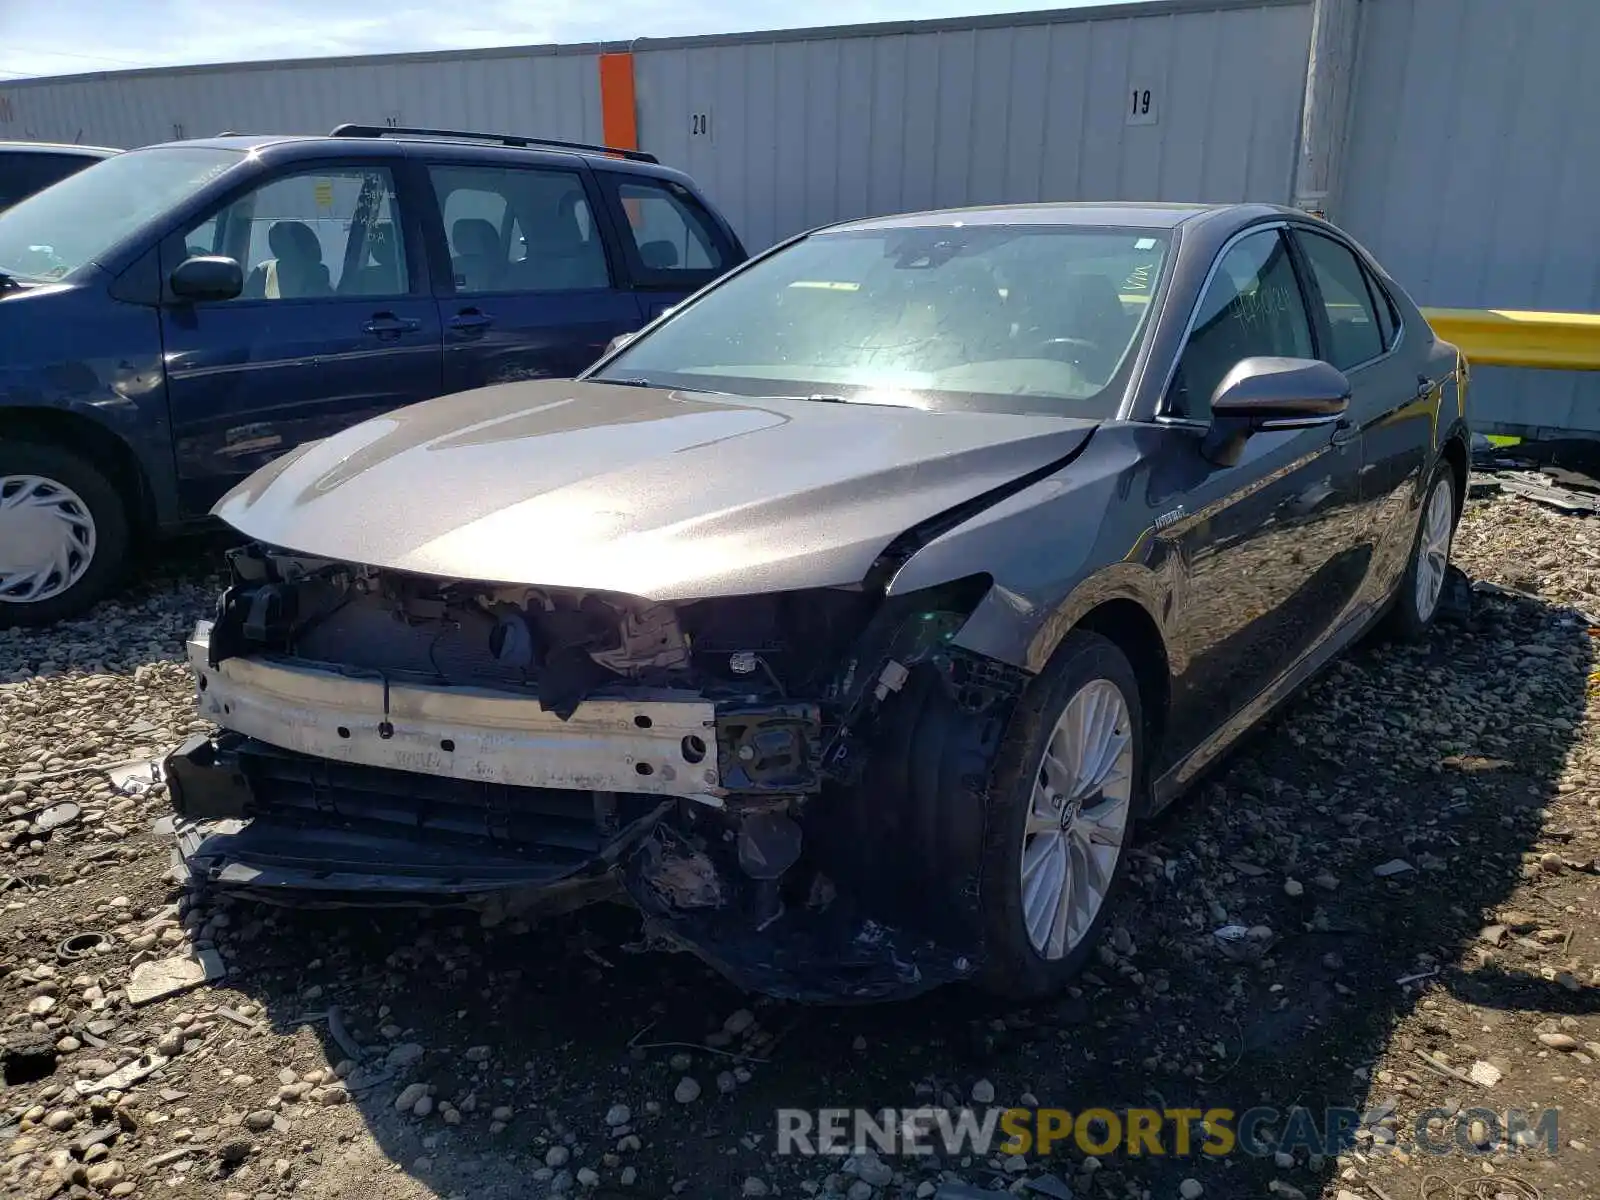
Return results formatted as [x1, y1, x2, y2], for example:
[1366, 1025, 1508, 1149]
[1414, 478, 1454, 621]
[0, 475, 98, 604]
[1020, 678, 1134, 960]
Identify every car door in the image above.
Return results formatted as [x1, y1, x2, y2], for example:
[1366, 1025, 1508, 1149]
[426, 161, 643, 391]
[1154, 226, 1367, 766]
[592, 171, 742, 323]
[1289, 226, 1432, 607]
[160, 161, 442, 516]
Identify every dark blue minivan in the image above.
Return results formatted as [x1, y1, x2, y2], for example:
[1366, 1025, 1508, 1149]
[0, 125, 745, 625]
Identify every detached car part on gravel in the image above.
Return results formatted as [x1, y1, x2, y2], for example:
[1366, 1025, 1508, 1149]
[163, 202, 1471, 1002]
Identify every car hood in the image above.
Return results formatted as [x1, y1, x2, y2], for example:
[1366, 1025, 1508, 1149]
[214, 380, 1097, 600]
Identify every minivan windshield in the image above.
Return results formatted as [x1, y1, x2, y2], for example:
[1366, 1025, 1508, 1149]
[0, 145, 242, 282]
[591, 224, 1169, 417]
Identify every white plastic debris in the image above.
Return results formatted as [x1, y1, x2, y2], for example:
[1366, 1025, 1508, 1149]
[1469, 1060, 1503, 1087]
[127, 949, 224, 1006]
[106, 759, 161, 796]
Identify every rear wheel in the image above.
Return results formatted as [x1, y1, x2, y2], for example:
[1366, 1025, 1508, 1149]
[0, 441, 130, 628]
[1384, 461, 1457, 640]
[978, 631, 1141, 999]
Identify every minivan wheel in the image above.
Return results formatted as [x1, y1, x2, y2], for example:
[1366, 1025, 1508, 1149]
[0, 441, 130, 628]
[978, 631, 1141, 999]
[1384, 461, 1458, 640]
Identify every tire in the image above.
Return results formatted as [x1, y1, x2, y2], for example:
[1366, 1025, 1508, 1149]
[1383, 460, 1458, 641]
[977, 630, 1143, 1000]
[0, 440, 131, 628]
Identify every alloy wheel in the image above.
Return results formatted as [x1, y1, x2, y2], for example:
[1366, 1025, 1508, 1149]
[1019, 678, 1134, 960]
[1413, 476, 1454, 621]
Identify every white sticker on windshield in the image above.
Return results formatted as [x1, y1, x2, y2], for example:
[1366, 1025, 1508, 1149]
[1134, 238, 1157, 250]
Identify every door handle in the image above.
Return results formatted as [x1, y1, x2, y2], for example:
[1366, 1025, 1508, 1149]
[363, 312, 421, 338]
[1416, 374, 1436, 399]
[450, 309, 493, 334]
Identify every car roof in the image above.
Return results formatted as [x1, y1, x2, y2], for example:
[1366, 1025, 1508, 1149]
[138, 132, 669, 174]
[0, 140, 121, 157]
[822, 201, 1296, 233]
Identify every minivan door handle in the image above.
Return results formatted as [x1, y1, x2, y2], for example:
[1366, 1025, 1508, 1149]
[363, 312, 421, 338]
[450, 308, 493, 335]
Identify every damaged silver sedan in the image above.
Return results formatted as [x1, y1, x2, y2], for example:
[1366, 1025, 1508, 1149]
[164, 202, 1469, 1002]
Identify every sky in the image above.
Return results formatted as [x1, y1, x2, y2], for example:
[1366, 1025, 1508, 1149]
[0, 0, 1136, 81]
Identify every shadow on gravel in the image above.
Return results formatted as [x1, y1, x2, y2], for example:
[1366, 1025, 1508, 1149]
[200, 584, 1589, 1200]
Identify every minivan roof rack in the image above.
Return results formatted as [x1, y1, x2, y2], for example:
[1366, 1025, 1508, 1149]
[328, 123, 659, 164]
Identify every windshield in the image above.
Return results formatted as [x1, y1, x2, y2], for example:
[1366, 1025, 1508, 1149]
[0, 145, 242, 282]
[593, 224, 1170, 416]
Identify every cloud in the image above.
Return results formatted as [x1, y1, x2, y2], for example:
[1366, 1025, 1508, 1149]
[0, 0, 1094, 79]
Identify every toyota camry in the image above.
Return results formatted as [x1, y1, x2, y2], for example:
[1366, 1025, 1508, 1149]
[162, 202, 1469, 1002]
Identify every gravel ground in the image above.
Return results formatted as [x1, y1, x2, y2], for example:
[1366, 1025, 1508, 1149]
[3, 493, 1599, 1200]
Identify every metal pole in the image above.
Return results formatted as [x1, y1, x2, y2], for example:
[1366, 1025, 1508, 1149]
[1293, 0, 1361, 220]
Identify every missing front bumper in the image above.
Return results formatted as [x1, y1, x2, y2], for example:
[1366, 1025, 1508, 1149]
[187, 621, 724, 802]
[163, 732, 669, 899]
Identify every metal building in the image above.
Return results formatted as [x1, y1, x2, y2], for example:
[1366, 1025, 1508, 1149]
[1332, 0, 1600, 437]
[2, 0, 1595, 433]
[0, 0, 1315, 254]
[629, 0, 1314, 250]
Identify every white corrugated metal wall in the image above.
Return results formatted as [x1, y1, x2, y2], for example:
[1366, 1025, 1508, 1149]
[1335, 0, 1600, 436]
[0, 49, 605, 150]
[634, 0, 1315, 249]
[0, 0, 1315, 255]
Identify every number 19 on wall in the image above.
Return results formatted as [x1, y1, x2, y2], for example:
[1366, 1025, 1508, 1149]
[1127, 86, 1158, 126]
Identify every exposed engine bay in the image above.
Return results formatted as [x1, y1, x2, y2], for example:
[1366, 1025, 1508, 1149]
[165, 544, 1030, 1001]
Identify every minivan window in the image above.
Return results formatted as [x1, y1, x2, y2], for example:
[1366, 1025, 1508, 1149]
[605, 176, 729, 284]
[184, 167, 410, 300]
[429, 165, 609, 293]
[0, 146, 241, 282]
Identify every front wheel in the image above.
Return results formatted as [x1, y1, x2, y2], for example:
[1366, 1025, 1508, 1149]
[0, 441, 130, 628]
[978, 631, 1142, 999]
[1384, 461, 1458, 640]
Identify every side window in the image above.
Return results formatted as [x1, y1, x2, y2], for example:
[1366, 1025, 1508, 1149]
[182, 215, 221, 259]
[183, 167, 409, 301]
[1298, 232, 1384, 369]
[1170, 229, 1313, 420]
[605, 174, 728, 284]
[1371, 274, 1399, 348]
[428, 165, 610, 294]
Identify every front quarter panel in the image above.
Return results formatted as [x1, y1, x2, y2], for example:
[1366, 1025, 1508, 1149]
[887, 422, 1175, 675]
[0, 278, 177, 524]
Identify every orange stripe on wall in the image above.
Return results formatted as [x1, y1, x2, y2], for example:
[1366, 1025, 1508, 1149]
[598, 53, 638, 151]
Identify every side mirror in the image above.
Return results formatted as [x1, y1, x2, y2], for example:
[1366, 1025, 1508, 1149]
[1200, 356, 1350, 467]
[170, 255, 243, 303]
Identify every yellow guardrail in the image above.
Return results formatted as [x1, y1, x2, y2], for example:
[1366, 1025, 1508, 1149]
[1420, 307, 1600, 371]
